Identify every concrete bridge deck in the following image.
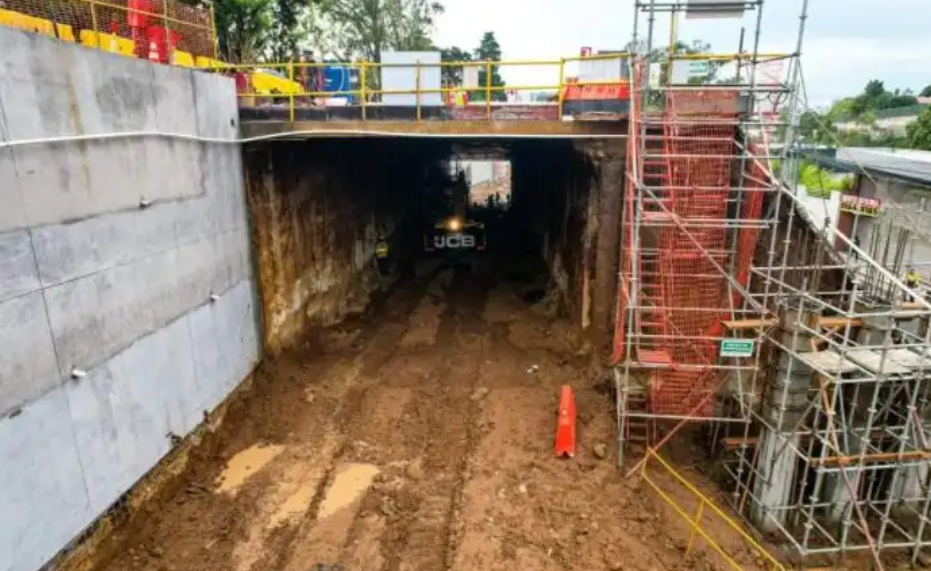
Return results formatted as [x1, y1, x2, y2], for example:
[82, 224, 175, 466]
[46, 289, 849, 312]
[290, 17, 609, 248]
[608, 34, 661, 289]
[240, 117, 629, 139]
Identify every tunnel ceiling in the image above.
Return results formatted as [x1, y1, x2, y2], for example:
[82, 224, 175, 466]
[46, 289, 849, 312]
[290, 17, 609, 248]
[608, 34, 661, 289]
[255, 136, 618, 162]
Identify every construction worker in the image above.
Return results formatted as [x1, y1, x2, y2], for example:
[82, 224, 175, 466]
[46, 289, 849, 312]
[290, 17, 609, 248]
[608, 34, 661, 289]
[374, 235, 390, 276]
[903, 266, 921, 301]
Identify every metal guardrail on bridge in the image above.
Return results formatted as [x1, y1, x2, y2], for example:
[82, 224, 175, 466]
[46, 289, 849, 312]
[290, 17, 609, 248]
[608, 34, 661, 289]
[0, 2, 790, 124]
[213, 55, 631, 123]
[212, 51, 790, 123]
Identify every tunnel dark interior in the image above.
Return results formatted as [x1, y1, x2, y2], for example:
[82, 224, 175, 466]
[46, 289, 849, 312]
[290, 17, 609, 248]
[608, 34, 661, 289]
[242, 136, 625, 358]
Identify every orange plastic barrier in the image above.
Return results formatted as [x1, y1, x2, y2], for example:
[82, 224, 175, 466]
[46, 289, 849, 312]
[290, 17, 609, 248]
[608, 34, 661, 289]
[554, 385, 577, 457]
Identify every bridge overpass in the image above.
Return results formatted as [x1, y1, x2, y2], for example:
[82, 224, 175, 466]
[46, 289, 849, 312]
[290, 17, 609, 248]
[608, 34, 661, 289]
[11, 2, 931, 571]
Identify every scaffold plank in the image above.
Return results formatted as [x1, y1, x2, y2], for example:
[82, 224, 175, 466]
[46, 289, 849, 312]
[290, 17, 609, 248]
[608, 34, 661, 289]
[797, 350, 860, 374]
[885, 348, 931, 369]
[845, 349, 912, 375]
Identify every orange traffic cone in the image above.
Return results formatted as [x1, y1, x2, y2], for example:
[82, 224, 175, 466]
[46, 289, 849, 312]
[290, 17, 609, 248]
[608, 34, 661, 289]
[148, 41, 159, 63]
[554, 385, 577, 457]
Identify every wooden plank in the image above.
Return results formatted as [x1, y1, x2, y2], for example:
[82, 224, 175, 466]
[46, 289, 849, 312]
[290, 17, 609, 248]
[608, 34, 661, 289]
[722, 436, 758, 449]
[722, 318, 777, 330]
[815, 450, 931, 467]
[813, 316, 863, 328]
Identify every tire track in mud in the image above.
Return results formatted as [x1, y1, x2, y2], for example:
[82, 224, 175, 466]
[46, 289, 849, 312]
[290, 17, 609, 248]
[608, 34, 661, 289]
[208, 276, 434, 571]
[375, 270, 492, 571]
[265, 269, 462, 571]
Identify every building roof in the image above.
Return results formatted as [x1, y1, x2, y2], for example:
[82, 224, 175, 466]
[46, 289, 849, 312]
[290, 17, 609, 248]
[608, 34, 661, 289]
[811, 147, 931, 187]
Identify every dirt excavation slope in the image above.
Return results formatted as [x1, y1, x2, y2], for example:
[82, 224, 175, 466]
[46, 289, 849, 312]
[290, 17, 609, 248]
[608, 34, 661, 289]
[94, 269, 761, 571]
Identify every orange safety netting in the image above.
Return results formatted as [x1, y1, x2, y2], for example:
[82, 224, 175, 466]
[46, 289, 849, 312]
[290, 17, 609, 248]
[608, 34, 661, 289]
[650, 91, 738, 415]
[613, 68, 771, 418]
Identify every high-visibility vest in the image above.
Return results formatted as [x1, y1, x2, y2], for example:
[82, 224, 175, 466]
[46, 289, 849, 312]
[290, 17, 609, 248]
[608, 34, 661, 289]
[375, 242, 389, 258]
[906, 271, 921, 287]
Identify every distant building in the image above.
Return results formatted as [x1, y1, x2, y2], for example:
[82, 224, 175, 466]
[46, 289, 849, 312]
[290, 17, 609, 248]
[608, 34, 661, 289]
[834, 104, 929, 137]
[804, 147, 931, 271]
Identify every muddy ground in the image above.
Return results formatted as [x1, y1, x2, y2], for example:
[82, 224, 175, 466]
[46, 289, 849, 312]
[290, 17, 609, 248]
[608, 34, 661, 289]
[94, 266, 765, 571]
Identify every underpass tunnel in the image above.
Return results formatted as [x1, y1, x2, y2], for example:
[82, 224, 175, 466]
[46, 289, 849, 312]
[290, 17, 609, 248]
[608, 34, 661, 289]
[243, 135, 625, 358]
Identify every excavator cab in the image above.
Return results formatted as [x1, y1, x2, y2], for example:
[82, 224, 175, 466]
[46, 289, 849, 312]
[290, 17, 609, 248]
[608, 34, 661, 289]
[423, 169, 487, 268]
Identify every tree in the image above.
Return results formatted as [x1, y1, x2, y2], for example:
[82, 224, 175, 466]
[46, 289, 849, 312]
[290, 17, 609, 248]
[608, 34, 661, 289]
[472, 31, 506, 102]
[266, 0, 320, 61]
[921, 84, 931, 98]
[211, 0, 275, 62]
[321, 0, 443, 63]
[440, 46, 472, 86]
[907, 106, 931, 150]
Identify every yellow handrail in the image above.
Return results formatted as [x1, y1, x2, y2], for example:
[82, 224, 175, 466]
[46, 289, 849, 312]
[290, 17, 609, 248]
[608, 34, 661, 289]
[641, 449, 786, 571]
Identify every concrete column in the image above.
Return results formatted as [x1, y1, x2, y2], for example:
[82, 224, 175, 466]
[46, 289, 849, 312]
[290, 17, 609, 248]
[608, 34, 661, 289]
[752, 309, 813, 532]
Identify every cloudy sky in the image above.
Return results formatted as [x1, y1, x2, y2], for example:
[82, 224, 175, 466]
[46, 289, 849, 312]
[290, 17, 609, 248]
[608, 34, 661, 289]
[433, 0, 931, 109]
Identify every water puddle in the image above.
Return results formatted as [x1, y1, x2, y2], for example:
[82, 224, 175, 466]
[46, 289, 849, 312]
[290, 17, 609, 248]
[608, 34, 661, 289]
[216, 443, 285, 494]
[317, 463, 381, 518]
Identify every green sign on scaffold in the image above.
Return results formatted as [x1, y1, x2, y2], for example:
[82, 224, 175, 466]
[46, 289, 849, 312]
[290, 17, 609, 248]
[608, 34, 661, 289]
[720, 339, 755, 358]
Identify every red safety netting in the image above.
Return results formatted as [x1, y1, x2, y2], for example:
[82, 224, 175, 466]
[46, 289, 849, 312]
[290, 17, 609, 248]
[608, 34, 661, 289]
[650, 92, 738, 415]
[611, 68, 773, 419]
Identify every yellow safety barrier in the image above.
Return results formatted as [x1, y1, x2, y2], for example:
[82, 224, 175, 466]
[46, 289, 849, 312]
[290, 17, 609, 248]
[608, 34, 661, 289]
[0, 0, 216, 60]
[79, 29, 135, 56]
[640, 449, 786, 571]
[215, 52, 789, 122]
[171, 49, 194, 67]
[0, 8, 74, 41]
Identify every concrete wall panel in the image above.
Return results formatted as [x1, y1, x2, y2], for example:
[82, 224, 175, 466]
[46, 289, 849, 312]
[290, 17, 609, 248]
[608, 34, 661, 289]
[174, 189, 223, 246]
[0, 292, 60, 416]
[0, 387, 94, 571]
[185, 300, 224, 426]
[0, 27, 256, 571]
[44, 248, 180, 372]
[0, 149, 26, 233]
[184, 280, 258, 426]
[64, 314, 196, 512]
[0, 105, 28, 233]
[150, 66, 198, 135]
[227, 280, 259, 384]
[31, 202, 179, 286]
[0, 231, 40, 301]
[192, 71, 239, 139]
[176, 232, 236, 302]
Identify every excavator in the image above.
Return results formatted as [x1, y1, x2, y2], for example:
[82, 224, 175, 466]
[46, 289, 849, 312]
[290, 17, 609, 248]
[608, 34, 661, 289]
[423, 169, 486, 268]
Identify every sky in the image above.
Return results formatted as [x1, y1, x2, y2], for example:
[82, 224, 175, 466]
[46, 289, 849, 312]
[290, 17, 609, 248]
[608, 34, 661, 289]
[433, 0, 931, 109]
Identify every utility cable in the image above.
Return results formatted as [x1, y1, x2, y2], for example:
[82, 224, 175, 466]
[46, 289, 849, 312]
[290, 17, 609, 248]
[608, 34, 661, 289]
[0, 128, 628, 150]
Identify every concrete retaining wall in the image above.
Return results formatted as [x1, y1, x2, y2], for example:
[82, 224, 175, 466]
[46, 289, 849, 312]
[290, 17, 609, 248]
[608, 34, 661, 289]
[0, 28, 259, 571]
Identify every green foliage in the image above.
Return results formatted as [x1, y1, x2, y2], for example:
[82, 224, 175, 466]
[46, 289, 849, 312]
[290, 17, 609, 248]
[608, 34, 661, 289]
[829, 80, 918, 122]
[797, 161, 852, 197]
[439, 46, 472, 86]
[321, 0, 444, 62]
[207, 0, 275, 62]
[921, 84, 931, 98]
[471, 31, 506, 102]
[907, 106, 931, 151]
[266, 0, 316, 61]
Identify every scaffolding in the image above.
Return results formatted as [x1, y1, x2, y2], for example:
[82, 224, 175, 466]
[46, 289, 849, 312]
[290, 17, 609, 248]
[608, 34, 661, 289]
[615, 0, 931, 567]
